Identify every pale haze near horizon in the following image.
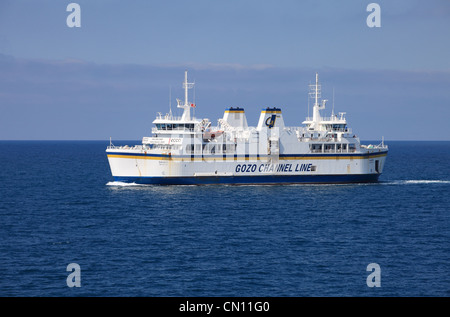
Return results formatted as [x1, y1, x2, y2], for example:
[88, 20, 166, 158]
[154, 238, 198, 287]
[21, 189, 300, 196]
[0, 0, 449, 141]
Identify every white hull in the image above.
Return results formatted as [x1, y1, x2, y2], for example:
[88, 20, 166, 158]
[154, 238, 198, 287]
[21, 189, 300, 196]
[107, 150, 387, 184]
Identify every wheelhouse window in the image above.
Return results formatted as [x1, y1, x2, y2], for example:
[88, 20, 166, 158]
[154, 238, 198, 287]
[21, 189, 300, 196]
[324, 144, 335, 152]
[310, 144, 323, 153]
[332, 124, 346, 131]
[156, 123, 195, 131]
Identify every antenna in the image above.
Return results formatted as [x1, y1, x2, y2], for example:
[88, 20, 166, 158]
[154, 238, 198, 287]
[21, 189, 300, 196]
[308, 74, 321, 104]
[182, 70, 194, 106]
[193, 79, 196, 104]
[180, 70, 194, 121]
[310, 73, 323, 126]
[315, 73, 319, 108]
[307, 87, 310, 118]
[169, 85, 172, 117]
[332, 87, 335, 117]
[193, 78, 196, 118]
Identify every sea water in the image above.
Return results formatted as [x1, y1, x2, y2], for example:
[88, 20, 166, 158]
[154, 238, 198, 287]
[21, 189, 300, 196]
[0, 141, 449, 296]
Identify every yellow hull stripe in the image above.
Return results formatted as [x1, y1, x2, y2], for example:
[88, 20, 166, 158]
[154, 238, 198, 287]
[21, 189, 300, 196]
[107, 152, 387, 161]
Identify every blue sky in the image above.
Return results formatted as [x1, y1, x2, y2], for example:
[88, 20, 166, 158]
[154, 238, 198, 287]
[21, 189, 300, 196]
[0, 0, 449, 140]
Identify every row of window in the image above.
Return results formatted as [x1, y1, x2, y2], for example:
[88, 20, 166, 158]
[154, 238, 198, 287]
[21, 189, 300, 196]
[302, 133, 345, 138]
[326, 124, 348, 131]
[310, 143, 356, 152]
[185, 144, 237, 154]
[155, 123, 195, 131]
[146, 144, 181, 150]
[147, 143, 357, 154]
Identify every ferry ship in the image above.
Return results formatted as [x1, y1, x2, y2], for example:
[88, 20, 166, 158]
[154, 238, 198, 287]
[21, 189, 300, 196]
[106, 71, 388, 185]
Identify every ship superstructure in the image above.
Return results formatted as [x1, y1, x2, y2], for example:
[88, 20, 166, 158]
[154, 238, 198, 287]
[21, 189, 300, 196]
[106, 71, 388, 184]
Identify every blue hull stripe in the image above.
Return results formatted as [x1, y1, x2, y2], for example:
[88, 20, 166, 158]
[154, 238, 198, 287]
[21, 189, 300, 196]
[107, 151, 388, 159]
[113, 173, 380, 185]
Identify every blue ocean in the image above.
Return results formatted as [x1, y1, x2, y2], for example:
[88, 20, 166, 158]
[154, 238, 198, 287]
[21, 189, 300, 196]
[0, 141, 449, 297]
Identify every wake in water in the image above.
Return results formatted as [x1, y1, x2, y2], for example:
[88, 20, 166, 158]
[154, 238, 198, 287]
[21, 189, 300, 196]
[106, 181, 142, 187]
[383, 180, 450, 185]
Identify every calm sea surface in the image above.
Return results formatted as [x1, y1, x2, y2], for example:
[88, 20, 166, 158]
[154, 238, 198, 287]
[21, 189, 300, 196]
[0, 141, 449, 296]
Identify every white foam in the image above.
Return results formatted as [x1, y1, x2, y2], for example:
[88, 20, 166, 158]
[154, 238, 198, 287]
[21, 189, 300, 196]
[403, 180, 450, 184]
[106, 181, 141, 187]
[387, 180, 450, 185]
